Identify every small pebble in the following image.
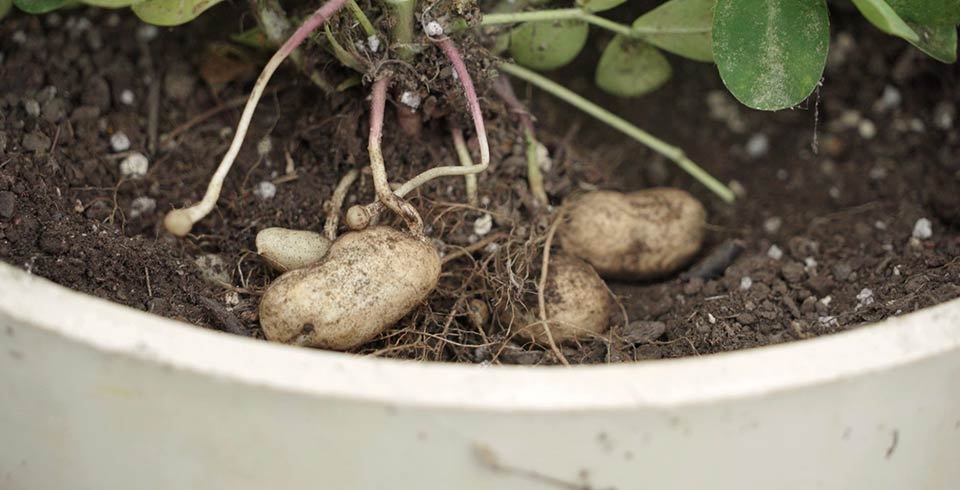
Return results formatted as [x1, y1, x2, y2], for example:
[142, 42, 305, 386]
[0, 191, 16, 219]
[739, 276, 753, 290]
[120, 89, 135, 105]
[767, 244, 784, 260]
[400, 91, 421, 110]
[745, 133, 769, 158]
[819, 316, 839, 327]
[195, 254, 231, 284]
[129, 196, 156, 218]
[22, 131, 51, 152]
[119, 153, 149, 178]
[367, 35, 381, 53]
[856, 288, 874, 307]
[829, 187, 841, 199]
[858, 120, 877, 139]
[707, 313, 716, 324]
[23, 99, 40, 117]
[253, 181, 277, 200]
[776, 169, 789, 181]
[781, 262, 805, 283]
[875, 220, 887, 230]
[820, 296, 832, 307]
[763, 216, 782, 234]
[257, 136, 272, 157]
[912, 218, 932, 240]
[137, 24, 159, 42]
[728, 180, 746, 197]
[473, 213, 493, 236]
[868, 165, 887, 180]
[425, 21, 444, 37]
[110, 131, 131, 152]
[225, 291, 241, 306]
[804, 257, 818, 269]
[839, 110, 861, 128]
[874, 85, 901, 112]
[934, 101, 955, 130]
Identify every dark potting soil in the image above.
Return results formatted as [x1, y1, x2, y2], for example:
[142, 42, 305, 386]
[1, 6, 958, 365]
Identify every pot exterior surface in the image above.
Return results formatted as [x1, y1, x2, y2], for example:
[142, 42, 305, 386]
[1, 263, 959, 489]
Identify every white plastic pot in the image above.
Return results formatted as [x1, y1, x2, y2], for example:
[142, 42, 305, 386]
[1, 261, 959, 489]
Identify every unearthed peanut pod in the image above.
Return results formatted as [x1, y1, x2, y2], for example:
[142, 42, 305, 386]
[256, 227, 332, 272]
[501, 254, 612, 344]
[259, 227, 440, 350]
[559, 188, 706, 280]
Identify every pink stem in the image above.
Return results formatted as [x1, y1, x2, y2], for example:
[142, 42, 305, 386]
[436, 37, 490, 169]
[279, 0, 351, 58]
[368, 76, 424, 234]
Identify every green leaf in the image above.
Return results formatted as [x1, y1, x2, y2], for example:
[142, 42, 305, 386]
[82, 0, 139, 7]
[13, 0, 67, 14]
[887, 0, 960, 25]
[1, 0, 13, 18]
[712, 0, 829, 111]
[132, 0, 223, 26]
[632, 0, 714, 62]
[905, 21, 957, 62]
[577, 0, 627, 13]
[851, 0, 920, 42]
[509, 20, 589, 71]
[595, 36, 671, 97]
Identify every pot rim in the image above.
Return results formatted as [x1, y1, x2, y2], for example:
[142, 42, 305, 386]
[2, 263, 959, 411]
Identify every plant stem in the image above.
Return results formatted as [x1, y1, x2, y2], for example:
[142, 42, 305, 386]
[346, 0, 377, 37]
[492, 75, 547, 206]
[498, 62, 734, 203]
[451, 126, 479, 206]
[481, 8, 633, 38]
[382, 0, 416, 60]
[164, 0, 351, 236]
[393, 36, 490, 197]
[368, 76, 424, 234]
[250, 0, 337, 93]
[524, 129, 548, 206]
[349, 36, 493, 228]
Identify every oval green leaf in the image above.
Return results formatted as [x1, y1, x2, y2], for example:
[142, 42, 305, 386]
[887, 0, 960, 25]
[632, 0, 714, 62]
[509, 20, 589, 71]
[596, 36, 671, 97]
[905, 21, 957, 62]
[577, 0, 627, 13]
[13, 0, 67, 14]
[712, 0, 829, 111]
[132, 0, 223, 26]
[851, 0, 919, 42]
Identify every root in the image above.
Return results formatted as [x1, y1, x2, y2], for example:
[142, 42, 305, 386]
[348, 33, 492, 230]
[324, 168, 359, 240]
[163, 0, 350, 236]
[536, 209, 569, 366]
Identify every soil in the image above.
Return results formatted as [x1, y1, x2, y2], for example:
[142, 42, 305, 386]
[1, 5, 958, 365]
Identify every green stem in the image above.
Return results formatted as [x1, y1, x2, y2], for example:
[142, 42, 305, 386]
[525, 128, 548, 206]
[347, 0, 377, 37]
[498, 62, 734, 203]
[482, 8, 633, 38]
[382, 0, 416, 60]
